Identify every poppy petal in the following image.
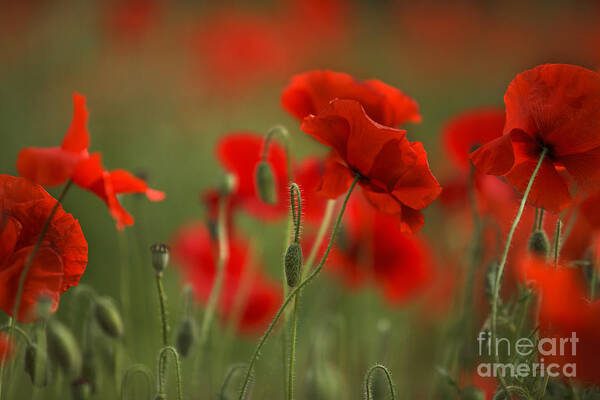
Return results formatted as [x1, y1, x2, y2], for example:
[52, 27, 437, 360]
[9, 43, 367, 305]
[17, 147, 83, 187]
[469, 132, 515, 175]
[317, 156, 354, 198]
[109, 170, 165, 201]
[61, 93, 90, 154]
[559, 146, 600, 192]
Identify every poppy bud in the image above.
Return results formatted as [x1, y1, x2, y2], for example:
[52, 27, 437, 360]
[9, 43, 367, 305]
[528, 230, 550, 256]
[94, 297, 124, 338]
[71, 379, 92, 400]
[176, 318, 197, 357]
[285, 242, 303, 288]
[255, 161, 277, 205]
[47, 320, 82, 376]
[150, 243, 170, 273]
[24, 344, 49, 387]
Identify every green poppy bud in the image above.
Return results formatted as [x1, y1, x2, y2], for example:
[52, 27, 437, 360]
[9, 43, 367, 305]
[285, 242, 303, 288]
[255, 161, 277, 205]
[150, 243, 170, 273]
[46, 320, 82, 376]
[24, 344, 49, 387]
[94, 296, 124, 338]
[176, 318, 197, 357]
[528, 230, 550, 256]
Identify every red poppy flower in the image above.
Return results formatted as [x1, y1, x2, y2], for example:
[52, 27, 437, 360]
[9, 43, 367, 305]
[17, 93, 90, 187]
[16, 93, 164, 229]
[0, 333, 13, 365]
[216, 133, 289, 220]
[0, 175, 87, 323]
[293, 157, 328, 224]
[102, 0, 159, 43]
[443, 108, 505, 170]
[171, 223, 281, 335]
[522, 255, 600, 386]
[301, 99, 441, 233]
[71, 153, 165, 230]
[470, 64, 600, 213]
[326, 195, 433, 304]
[282, 70, 421, 127]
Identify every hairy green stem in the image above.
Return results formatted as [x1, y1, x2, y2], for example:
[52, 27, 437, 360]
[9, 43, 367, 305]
[155, 272, 169, 379]
[237, 175, 360, 400]
[156, 346, 183, 400]
[287, 183, 302, 400]
[365, 364, 396, 400]
[220, 364, 250, 400]
[491, 148, 547, 395]
[120, 364, 154, 400]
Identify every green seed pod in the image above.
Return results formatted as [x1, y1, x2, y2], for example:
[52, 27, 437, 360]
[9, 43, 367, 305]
[176, 318, 197, 357]
[285, 242, 303, 288]
[150, 243, 170, 272]
[24, 344, 49, 387]
[94, 296, 124, 338]
[528, 230, 550, 256]
[71, 379, 92, 400]
[255, 161, 277, 205]
[46, 320, 82, 376]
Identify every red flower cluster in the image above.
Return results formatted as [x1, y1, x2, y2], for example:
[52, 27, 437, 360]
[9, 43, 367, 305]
[17, 93, 164, 229]
[0, 175, 87, 322]
[326, 195, 433, 304]
[471, 64, 600, 213]
[171, 223, 281, 335]
[301, 99, 440, 233]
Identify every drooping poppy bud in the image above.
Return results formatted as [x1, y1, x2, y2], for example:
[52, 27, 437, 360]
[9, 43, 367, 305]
[46, 320, 82, 376]
[528, 230, 550, 257]
[150, 243, 170, 273]
[285, 242, 303, 288]
[24, 344, 50, 387]
[255, 161, 277, 205]
[94, 297, 124, 338]
[176, 318, 197, 358]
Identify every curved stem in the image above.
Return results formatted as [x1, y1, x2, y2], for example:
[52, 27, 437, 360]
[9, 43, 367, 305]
[199, 194, 229, 347]
[155, 272, 169, 379]
[237, 175, 361, 400]
[365, 364, 396, 400]
[262, 125, 293, 182]
[0, 324, 32, 347]
[289, 183, 302, 243]
[220, 364, 250, 400]
[156, 346, 183, 400]
[120, 364, 154, 400]
[491, 148, 547, 394]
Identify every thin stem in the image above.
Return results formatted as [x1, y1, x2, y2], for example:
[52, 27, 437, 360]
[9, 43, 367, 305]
[553, 219, 562, 265]
[120, 364, 154, 400]
[537, 209, 545, 230]
[199, 194, 230, 347]
[288, 294, 300, 400]
[157, 346, 183, 400]
[220, 364, 249, 400]
[365, 364, 396, 400]
[262, 125, 293, 182]
[237, 175, 361, 400]
[491, 148, 547, 395]
[0, 324, 32, 347]
[155, 272, 169, 379]
[289, 184, 302, 243]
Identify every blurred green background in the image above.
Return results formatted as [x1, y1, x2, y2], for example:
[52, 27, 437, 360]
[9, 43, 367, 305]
[1, 1, 598, 398]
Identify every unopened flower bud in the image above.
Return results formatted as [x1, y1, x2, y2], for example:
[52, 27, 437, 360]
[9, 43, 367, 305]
[24, 344, 49, 387]
[176, 318, 197, 358]
[255, 161, 277, 205]
[528, 230, 550, 256]
[285, 242, 303, 288]
[47, 320, 82, 376]
[150, 243, 170, 273]
[71, 378, 92, 400]
[94, 297, 124, 338]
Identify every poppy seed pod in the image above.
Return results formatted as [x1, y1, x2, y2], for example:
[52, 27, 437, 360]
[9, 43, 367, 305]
[150, 243, 170, 273]
[94, 297, 124, 338]
[46, 320, 82, 376]
[528, 230, 550, 256]
[24, 344, 49, 387]
[255, 161, 277, 205]
[285, 242, 303, 288]
[176, 318, 197, 358]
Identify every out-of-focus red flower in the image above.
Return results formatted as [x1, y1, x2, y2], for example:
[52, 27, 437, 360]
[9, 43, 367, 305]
[522, 255, 600, 386]
[17, 93, 90, 187]
[326, 195, 433, 304]
[216, 133, 288, 220]
[293, 157, 328, 224]
[17, 93, 164, 230]
[71, 154, 165, 230]
[443, 108, 505, 170]
[102, 0, 159, 43]
[301, 99, 440, 233]
[0, 333, 13, 365]
[470, 64, 600, 213]
[0, 175, 88, 323]
[171, 223, 281, 335]
[282, 70, 421, 127]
